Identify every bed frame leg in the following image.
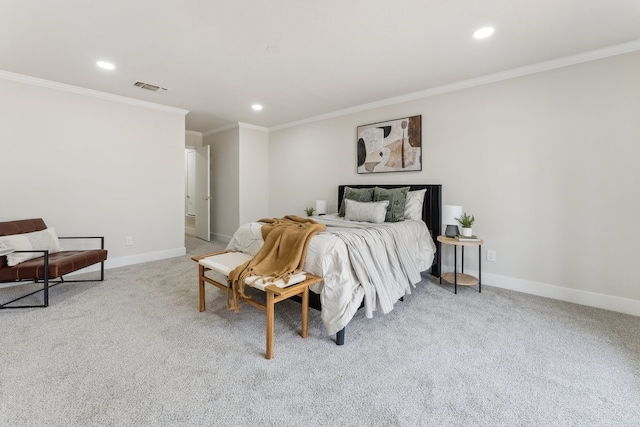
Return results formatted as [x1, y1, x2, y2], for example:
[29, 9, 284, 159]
[336, 328, 345, 346]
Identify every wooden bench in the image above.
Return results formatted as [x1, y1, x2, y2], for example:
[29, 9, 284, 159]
[192, 251, 322, 359]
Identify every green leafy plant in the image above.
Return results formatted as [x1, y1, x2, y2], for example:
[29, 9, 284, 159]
[304, 207, 315, 216]
[455, 212, 475, 228]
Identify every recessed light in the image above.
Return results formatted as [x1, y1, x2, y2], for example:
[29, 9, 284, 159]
[252, 104, 263, 111]
[473, 27, 495, 40]
[96, 61, 115, 70]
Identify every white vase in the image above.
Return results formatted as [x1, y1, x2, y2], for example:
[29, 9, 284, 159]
[461, 227, 472, 237]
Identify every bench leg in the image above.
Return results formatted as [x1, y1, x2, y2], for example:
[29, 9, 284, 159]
[198, 265, 206, 312]
[266, 291, 275, 360]
[301, 286, 309, 339]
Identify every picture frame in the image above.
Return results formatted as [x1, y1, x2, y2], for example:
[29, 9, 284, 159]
[356, 115, 422, 174]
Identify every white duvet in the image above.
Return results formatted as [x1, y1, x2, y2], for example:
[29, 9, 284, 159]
[226, 214, 436, 336]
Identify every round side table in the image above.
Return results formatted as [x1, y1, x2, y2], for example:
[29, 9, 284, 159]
[436, 235, 482, 294]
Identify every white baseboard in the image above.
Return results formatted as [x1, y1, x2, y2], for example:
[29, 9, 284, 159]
[107, 247, 187, 269]
[69, 250, 640, 318]
[459, 269, 640, 317]
[211, 233, 231, 244]
[67, 247, 186, 275]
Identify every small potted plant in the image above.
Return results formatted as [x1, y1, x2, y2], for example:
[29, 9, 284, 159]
[455, 212, 475, 237]
[304, 207, 315, 217]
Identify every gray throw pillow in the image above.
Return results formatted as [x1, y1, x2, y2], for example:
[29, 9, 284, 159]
[373, 186, 410, 222]
[338, 187, 374, 217]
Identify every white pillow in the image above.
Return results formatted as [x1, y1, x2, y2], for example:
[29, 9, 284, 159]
[404, 189, 426, 220]
[0, 228, 63, 266]
[344, 199, 389, 223]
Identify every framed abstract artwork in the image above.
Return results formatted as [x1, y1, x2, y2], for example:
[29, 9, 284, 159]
[356, 115, 422, 174]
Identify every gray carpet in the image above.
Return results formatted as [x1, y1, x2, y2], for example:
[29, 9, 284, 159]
[1, 236, 639, 426]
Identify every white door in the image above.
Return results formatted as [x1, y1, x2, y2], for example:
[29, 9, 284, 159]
[185, 150, 196, 216]
[194, 145, 211, 241]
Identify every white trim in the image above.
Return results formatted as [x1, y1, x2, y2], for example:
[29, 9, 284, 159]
[2, 247, 188, 284]
[268, 38, 640, 132]
[185, 130, 203, 136]
[203, 122, 269, 136]
[1, 247, 186, 284]
[211, 233, 232, 244]
[64, 247, 187, 274]
[0, 70, 189, 116]
[238, 122, 268, 132]
[203, 123, 238, 136]
[448, 270, 640, 317]
[107, 247, 187, 269]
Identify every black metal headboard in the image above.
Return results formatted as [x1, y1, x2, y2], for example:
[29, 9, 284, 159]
[338, 184, 442, 277]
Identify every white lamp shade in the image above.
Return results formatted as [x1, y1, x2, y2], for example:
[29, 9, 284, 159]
[315, 199, 328, 215]
[442, 205, 462, 237]
[442, 205, 462, 227]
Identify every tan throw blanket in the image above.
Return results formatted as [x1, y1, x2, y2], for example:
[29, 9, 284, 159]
[227, 215, 326, 311]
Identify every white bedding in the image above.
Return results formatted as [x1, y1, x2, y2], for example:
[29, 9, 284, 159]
[225, 214, 436, 336]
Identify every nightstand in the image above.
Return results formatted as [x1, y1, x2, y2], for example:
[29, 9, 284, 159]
[436, 235, 482, 294]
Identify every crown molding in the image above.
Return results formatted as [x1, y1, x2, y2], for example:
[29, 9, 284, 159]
[0, 70, 189, 116]
[238, 122, 268, 132]
[202, 123, 238, 136]
[269, 38, 640, 132]
[202, 121, 268, 136]
[185, 130, 202, 136]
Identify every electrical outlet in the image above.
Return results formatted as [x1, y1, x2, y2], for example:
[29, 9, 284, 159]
[126, 236, 133, 246]
[487, 249, 496, 262]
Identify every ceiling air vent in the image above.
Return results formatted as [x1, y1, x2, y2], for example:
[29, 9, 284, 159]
[132, 81, 167, 93]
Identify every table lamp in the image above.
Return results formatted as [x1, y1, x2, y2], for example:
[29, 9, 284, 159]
[442, 205, 462, 237]
[315, 200, 328, 216]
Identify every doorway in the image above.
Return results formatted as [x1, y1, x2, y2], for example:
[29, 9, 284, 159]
[184, 146, 211, 241]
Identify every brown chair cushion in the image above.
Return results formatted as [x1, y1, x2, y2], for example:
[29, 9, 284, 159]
[0, 250, 108, 282]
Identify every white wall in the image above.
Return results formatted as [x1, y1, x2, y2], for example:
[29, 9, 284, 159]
[238, 124, 269, 225]
[205, 123, 270, 240]
[268, 51, 640, 316]
[0, 74, 187, 268]
[205, 127, 240, 240]
[185, 130, 202, 147]
[184, 149, 196, 217]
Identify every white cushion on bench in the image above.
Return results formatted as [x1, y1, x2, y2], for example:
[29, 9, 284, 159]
[199, 252, 307, 291]
[200, 252, 252, 275]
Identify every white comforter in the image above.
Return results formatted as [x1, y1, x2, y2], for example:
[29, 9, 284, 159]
[226, 215, 436, 336]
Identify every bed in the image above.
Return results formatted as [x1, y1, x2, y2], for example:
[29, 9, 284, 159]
[225, 184, 442, 344]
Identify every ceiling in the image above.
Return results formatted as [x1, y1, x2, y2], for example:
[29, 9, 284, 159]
[1, 0, 639, 133]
